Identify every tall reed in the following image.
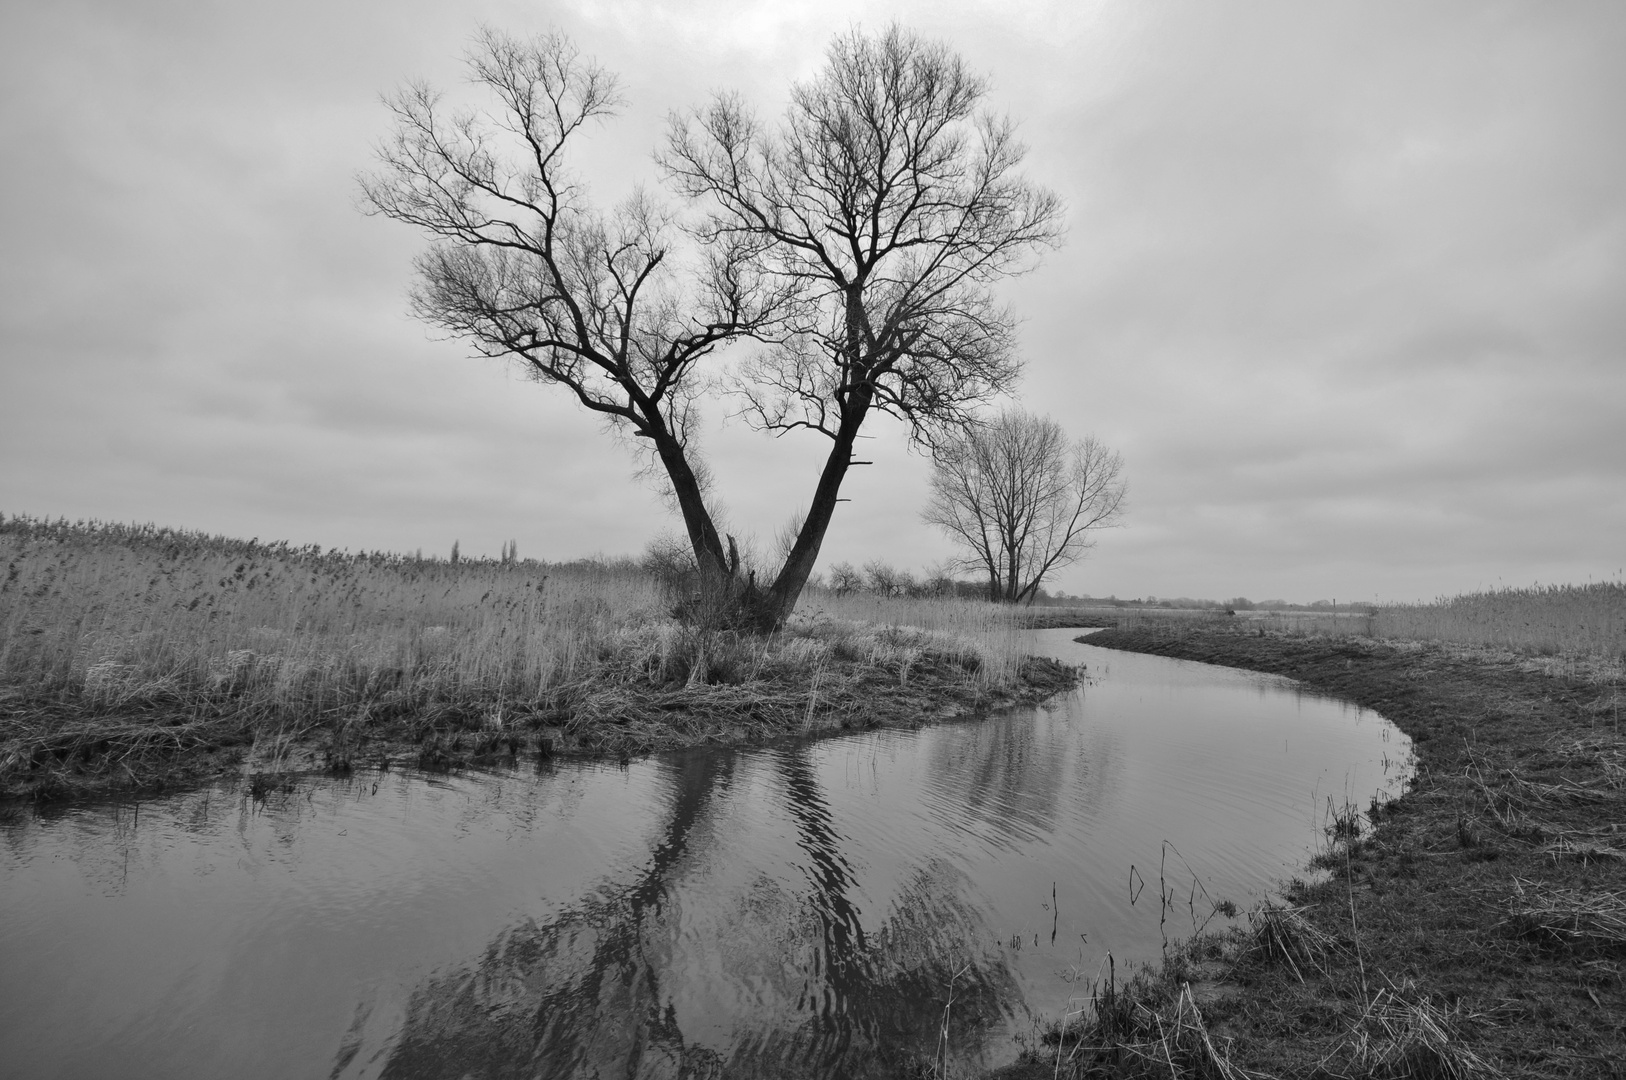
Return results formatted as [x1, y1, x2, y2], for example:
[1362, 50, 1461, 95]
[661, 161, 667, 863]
[1372, 582, 1626, 659]
[794, 588, 1032, 685]
[0, 514, 664, 720]
[0, 515, 1033, 722]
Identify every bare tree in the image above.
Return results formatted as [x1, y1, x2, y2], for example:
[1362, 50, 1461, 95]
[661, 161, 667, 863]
[364, 24, 1061, 630]
[360, 27, 788, 603]
[827, 561, 864, 595]
[923, 410, 1125, 604]
[663, 24, 1063, 627]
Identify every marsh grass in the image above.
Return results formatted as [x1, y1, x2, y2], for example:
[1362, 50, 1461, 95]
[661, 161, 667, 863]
[1372, 582, 1626, 660]
[794, 590, 1035, 684]
[1242, 583, 1626, 663]
[1039, 947, 1257, 1080]
[1, 514, 1064, 798]
[1031, 901, 1504, 1080]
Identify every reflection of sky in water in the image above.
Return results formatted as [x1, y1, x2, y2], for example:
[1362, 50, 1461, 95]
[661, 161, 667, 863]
[0, 629, 1411, 1079]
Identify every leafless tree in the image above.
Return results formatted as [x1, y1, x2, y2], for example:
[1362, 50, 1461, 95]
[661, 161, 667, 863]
[827, 561, 864, 595]
[364, 25, 1061, 630]
[664, 24, 1063, 627]
[360, 28, 789, 602]
[923, 410, 1125, 604]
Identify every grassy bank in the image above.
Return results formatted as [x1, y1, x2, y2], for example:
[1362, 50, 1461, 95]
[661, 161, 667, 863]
[1007, 581, 1626, 663]
[0, 516, 1075, 801]
[1009, 624, 1624, 1079]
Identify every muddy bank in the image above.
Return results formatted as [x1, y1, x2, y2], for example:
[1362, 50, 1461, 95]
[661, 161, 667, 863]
[1006, 608, 1119, 630]
[1, 650, 1077, 804]
[1018, 625, 1624, 1078]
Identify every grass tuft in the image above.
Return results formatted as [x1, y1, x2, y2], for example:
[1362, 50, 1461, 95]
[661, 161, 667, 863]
[1503, 878, 1626, 950]
[1245, 903, 1337, 984]
[1327, 984, 1504, 1080]
[1042, 957, 1258, 1080]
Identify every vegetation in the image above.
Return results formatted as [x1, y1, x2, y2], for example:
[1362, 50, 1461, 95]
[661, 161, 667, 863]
[0, 514, 1075, 801]
[924, 409, 1126, 603]
[969, 581, 1626, 662]
[1019, 624, 1626, 1079]
[1371, 582, 1626, 660]
[362, 24, 1063, 631]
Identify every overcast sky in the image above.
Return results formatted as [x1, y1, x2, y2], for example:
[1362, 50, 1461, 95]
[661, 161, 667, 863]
[3, 0, 1622, 603]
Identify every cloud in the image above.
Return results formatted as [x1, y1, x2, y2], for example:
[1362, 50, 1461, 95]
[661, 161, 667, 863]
[2, 0, 1621, 600]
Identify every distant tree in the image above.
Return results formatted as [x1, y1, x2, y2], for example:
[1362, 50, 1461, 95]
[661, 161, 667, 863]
[923, 409, 1125, 604]
[827, 561, 864, 595]
[861, 560, 916, 597]
[920, 564, 957, 599]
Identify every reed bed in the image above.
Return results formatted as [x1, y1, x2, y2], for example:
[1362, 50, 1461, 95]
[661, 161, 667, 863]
[1371, 583, 1626, 660]
[794, 589, 1034, 686]
[0, 514, 1062, 797]
[0, 514, 664, 716]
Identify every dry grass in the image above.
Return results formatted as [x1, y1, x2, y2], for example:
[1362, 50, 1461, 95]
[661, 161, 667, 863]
[1371, 583, 1626, 661]
[1, 514, 665, 717]
[1039, 952, 1258, 1080]
[795, 589, 1037, 685]
[1504, 879, 1626, 949]
[1324, 985, 1505, 1080]
[1166, 583, 1626, 668]
[1245, 903, 1338, 984]
[0, 514, 1063, 798]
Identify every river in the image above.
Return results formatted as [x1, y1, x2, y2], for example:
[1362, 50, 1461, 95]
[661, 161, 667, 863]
[0, 629, 1409, 1079]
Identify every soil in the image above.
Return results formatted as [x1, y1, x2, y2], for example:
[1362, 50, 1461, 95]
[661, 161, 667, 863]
[1023, 624, 1626, 1079]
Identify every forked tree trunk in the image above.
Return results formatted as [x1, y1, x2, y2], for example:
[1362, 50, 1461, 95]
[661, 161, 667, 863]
[653, 434, 731, 583]
[748, 388, 874, 631]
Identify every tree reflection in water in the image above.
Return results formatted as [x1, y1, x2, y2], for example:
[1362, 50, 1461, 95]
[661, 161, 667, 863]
[361, 747, 1019, 1080]
[924, 703, 1124, 850]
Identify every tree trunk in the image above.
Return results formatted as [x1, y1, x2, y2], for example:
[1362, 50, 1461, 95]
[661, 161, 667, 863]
[753, 390, 873, 630]
[652, 433, 731, 586]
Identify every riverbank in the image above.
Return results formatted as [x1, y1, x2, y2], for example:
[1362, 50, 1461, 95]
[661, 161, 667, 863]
[2, 516, 1090, 802]
[0, 630, 1077, 803]
[1007, 625, 1624, 1079]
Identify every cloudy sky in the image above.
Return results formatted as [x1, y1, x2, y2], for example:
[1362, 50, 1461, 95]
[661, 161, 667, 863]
[3, 0, 1622, 603]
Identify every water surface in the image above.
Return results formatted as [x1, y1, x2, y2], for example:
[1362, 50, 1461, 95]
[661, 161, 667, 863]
[0, 630, 1410, 1078]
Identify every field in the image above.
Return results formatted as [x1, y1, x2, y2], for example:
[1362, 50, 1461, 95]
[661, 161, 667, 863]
[0, 515, 1071, 800]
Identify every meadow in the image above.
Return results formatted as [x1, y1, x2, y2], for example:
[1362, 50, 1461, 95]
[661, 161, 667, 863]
[0, 515, 1064, 799]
